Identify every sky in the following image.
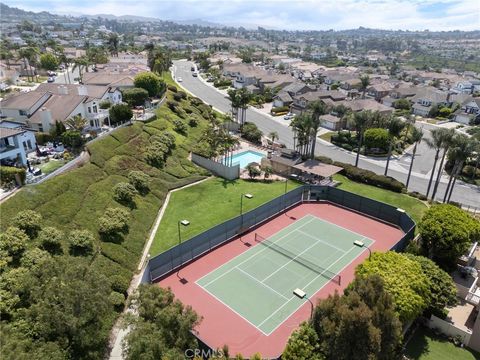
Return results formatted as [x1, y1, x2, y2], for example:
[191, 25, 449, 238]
[5, 0, 480, 31]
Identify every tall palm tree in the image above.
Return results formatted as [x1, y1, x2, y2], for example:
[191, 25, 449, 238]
[227, 89, 241, 123]
[431, 128, 455, 201]
[268, 131, 279, 144]
[308, 100, 329, 159]
[290, 113, 313, 158]
[471, 139, 480, 181]
[424, 128, 451, 199]
[107, 33, 119, 57]
[405, 127, 424, 189]
[443, 134, 474, 203]
[359, 75, 370, 99]
[352, 110, 372, 167]
[384, 117, 405, 176]
[237, 88, 251, 125]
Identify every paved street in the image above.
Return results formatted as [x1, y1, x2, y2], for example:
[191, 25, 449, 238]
[173, 60, 480, 208]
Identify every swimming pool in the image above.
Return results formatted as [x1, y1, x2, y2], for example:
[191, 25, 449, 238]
[227, 150, 266, 168]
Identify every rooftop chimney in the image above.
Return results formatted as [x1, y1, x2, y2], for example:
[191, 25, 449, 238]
[39, 107, 53, 133]
[77, 85, 88, 96]
[57, 85, 69, 95]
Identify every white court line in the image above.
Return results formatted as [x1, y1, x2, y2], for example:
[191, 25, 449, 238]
[260, 234, 341, 283]
[310, 215, 376, 246]
[295, 229, 346, 253]
[197, 217, 316, 288]
[235, 267, 289, 301]
[199, 283, 270, 336]
[257, 244, 358, 330]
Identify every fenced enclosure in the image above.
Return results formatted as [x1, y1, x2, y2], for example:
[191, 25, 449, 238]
[146, 185, 415, 283]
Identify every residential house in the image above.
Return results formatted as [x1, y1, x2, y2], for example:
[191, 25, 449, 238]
[81, 72, 135, 88]
[452, 80, 480, 95]
[382, 85, 418, 107]
[454, 98, 480, 125]
[0, 120, 36, 166]
[272, 82, 313, 108]
[320, 114, 345, 131]
[411, 87, 451, 117]
[367, 82, 395, 101]
[0, 84, 123, 132]
[341, 99, 394, 116]
[290, 90, 347, 114]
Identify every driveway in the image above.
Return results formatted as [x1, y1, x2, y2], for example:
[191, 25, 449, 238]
[172, 60, 480, 208]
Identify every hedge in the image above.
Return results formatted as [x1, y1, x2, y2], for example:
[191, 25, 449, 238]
[0, 166, 26, 185]
[271, 105, 289, 114]
[315, 156, 406, 193]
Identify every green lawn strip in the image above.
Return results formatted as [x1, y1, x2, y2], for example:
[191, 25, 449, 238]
[37, 159, 65, 174]
[404, 327, 480, 360]
[150, 178, 302, 256]
[319, 131, 334, 142]
[334, 174, 428, 225]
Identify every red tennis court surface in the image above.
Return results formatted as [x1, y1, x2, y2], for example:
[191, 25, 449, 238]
[156, 202, 405, 359]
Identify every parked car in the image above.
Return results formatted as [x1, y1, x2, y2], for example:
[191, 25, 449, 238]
[192, 72, 198, 77]
[47, 71, 57, 76]
[177, 77, 183, 82]
[284, 112, 295, 120]
[191, 66, 195, 71]
[47, 76, 55, 83]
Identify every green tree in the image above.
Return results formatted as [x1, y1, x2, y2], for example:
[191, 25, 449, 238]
[0, 227, 29, 264]
[356, 252, 430, 322]
[351, 110, 373, 167]
[68, 229, 95, 256]
[406, 127, 424, 189]
[98, 207, 130, 241]
[384, 117, 405, 176]
[109, 104, 133, 125]
[128, 170, 150, 194]
[62, 130, 83, 149]
[246, 164, 261, 179]
[424, 128, 453, 199]
[393, 98, 411, 111]
[419, 204, 480, 270]
[364, 128, 389, 151]
[133, 72, 165, 97]
[283, 323, 323, 360]
[122, 87, 150, 107]
[241, 122, 262, 144]
[13, 210, 42, 239]
[37, 227, 64, 255]
[308, 100, 329, 159]
[113, 182, 137, 206]
[123, 285, 200, 360]
[39, 53, 58, 71]
[359, 75, 370, 99]
[404, 254, 457, 317]
[173, 119, 187, 134]
[64, 114, 88, 132]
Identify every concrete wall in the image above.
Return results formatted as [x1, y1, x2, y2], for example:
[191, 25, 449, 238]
[191, 153, 240, 180]
[468, 311, 480, 352]
[428, 315, 472, 345]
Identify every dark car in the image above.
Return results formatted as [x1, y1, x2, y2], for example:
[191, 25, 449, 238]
[191, 66, 195, 71]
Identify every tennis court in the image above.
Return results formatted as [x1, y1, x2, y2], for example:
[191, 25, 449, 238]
[196, 214, 374, 335]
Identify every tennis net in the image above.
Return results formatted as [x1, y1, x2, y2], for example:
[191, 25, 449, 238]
[254, 233, 341, 285]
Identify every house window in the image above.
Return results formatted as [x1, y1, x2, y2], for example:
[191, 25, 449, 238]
[93, 105, 97, 113]
[88, 107, 92, 113]
[38, 125, 43, 132]
[19, 110, 27, 116]
[27, 140, 32, 149]
[23, 141, 27, 151]
[90, 120, 94, 127]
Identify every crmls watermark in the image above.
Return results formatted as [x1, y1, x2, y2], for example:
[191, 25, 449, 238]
[185, 348, 225, 358]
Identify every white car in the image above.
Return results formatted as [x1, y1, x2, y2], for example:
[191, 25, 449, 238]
[284, 112, 295, 120]
[177, 77, 183, 82]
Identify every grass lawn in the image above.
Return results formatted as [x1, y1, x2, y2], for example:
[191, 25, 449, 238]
[150, 178, 301, 255]
[37, 159, 65, 175]
[319, 131, 334, 142]
[334, 174, 428, 225]
[405, 327, 480, 360]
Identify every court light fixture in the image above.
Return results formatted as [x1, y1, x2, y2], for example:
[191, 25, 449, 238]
[293, 288, 314, 320]
[178, 219, 190, 245]
[353, 240, 371, 259]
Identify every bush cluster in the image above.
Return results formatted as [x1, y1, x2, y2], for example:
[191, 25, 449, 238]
[331, 131, 358, 152]
[173, 119, 188, 134]
[167, 84, 178, 92]
[0, 166, 26, 186]
[270, 105, 289, 114]
[68, 229, 95, 255]
[315, 156, 406, 193]
[128, 170, 150, 194]
[213, 78, 231, 88]
[145, 131, 176, 168]
[35, 132, 54, 145]
[172, 91, 187, 102]
[98, 208, 130, 241]
[167, 100, 178, 111]
[241, 122, 263, 144]
[364, 128, 389, 152]
[113, 182, 137, 205]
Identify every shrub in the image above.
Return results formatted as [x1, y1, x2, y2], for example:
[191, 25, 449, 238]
[123, 87, 149, 107]
[364, 128, 389, 151]
[213, 78, 231, 88]
[188, 117, 198, 127]
[145, 144, 166, 168]
[68, 229, 95, 255]
[271, 106, 289, 114]
[113, 182, 137, 205]
[133, 72, 165, 97]
[393, 98, 411, 110]
[241, 122, 263, 144]
[39, 53, 58, 71]
[173, 91, 187, 102]
[167, 100, 178, 111]
[98, 207, 130, 241]
[110, 274, 130, 294]
[189, 97, 203, 106]
[109, 104, 133, 125]
[0, 227, 29, 261]
[35, 132, 53, 145]
[167, 84, 178, 92]
[62, 130, 83, 149]
[38, 227, 64, 254]
[315, 156, 334, 165]
[99, 100, 112, 109]
[0, 166, 26, 186]
[13, 210, 42, 239]
[128, 171, 150, 194]
[109, 291, 125, 311]
[173, 119, 188, 134]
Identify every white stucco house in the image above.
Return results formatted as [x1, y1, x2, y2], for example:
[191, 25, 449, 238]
[0, 120, 37, 166]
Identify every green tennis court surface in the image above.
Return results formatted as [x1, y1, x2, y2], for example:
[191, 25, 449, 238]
[196, 214, 374, 335]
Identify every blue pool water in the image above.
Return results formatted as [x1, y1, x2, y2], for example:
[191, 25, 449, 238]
[228, 150, 266, 168]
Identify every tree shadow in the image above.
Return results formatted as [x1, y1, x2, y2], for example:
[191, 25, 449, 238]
[404, 326, 432, 359]
[220, 178, 237, 188]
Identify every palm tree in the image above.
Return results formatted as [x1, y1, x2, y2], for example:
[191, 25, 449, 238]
[65, 115, 88, 132]
[359, 75, 370, 99]
[268, 131, 279, 145]
[351, 110, 372, 167]
[443, 134, 475, 203]
[227, 89, 241, 123]
[405, 127, 424, 189]
[308, 100, 329, 159]
[431, 128, 455, 201]
[471, 139, 480, 181]
[107, 33, 119, 57]
[424, 128, 451, 199]
[237, 88, 251, 125]
[384, 117, 405, 176]
[290, 113, 313, 158]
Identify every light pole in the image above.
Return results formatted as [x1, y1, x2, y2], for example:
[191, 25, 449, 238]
[240, 193, 253, 230]
[353, 240, 371, 259]
[178, 219, 190, 245]
[293, 288, 314, 320]
[284, 178, 288, 210]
